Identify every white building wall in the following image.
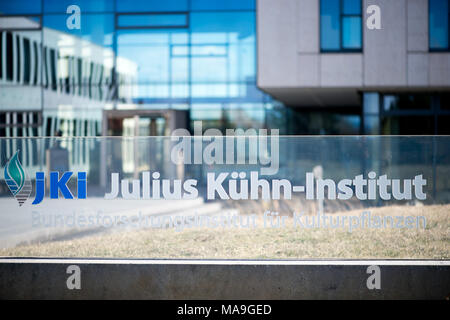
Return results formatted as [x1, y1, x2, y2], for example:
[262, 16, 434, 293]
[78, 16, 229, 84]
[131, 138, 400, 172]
[297, 0, 320, 86]
[364, 0, 407, 87]
[321, 54, 363, 87]
[408, 0, 429, 52]
[257, 0, 298, 88]
[257, 0, 450, 103]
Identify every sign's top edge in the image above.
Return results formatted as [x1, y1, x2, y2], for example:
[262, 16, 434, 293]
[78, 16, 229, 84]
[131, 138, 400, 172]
[0, 135, 450, 139]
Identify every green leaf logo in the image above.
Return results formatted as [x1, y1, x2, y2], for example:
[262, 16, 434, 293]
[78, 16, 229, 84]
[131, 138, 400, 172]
[4, 150, 31, 206]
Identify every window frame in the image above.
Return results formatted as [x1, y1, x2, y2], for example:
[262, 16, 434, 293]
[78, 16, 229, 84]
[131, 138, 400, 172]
[429, 0, 450, 52]
[115, 12, 189, 30]
[319, 0, 363, 53]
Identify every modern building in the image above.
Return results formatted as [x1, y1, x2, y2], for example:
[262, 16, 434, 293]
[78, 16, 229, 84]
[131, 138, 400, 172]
[0, 0, 271, 140]
[258, 0, 450, 135]
[0, 0, 449, 140]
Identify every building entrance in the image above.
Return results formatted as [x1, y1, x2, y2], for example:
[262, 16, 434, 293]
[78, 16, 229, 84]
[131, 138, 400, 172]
[100, 109, 188, 186]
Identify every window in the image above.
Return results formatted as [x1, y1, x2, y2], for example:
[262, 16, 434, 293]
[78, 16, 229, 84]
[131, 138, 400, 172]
[115, 0, 188, 12]
[383, 94, 432, 111]
[23, 38, 31, 84]
[33, 41, 38, 85]
[320, 0, 362, 52]
[117, 13, 189, 29]
[16, 35, 21, 82]
[6, 32, 13, 81]
[190, 0, 255, 11]
[0, 33, 2, 80]
[0, 0, 41, 14]
[49, 48, 57, 91]
[43, 0, 113, 13]
[363, 93, 380, 135]
[429, 0, 450, 50]
[43, 14, 114, 48]
[43, 46, 48, 88]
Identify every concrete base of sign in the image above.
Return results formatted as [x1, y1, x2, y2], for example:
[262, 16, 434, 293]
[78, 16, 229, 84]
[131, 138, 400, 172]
[0, 259, 448, 299]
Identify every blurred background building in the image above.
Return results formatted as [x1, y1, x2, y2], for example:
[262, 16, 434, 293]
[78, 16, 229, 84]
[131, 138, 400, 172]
[259, 0, 450, 135]
[0, 0, 449, 141]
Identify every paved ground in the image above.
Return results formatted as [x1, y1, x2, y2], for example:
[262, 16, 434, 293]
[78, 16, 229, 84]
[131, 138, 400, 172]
[0, 197, 233, 248]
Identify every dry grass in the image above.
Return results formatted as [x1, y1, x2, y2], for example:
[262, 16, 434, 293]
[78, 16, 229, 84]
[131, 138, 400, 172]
[1, 204, 449, 259]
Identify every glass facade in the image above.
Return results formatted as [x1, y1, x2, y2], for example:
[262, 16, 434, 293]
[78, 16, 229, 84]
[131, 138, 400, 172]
[0, 0, 276, 140]
[0, 0, 448, 139]
[429, 0, 449, 50]
[362, 93, 450, 135]
[320, 0, 362, 51]
[283, 107, 361, 135]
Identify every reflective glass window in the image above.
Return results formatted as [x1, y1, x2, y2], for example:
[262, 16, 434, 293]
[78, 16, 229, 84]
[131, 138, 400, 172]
[429, 0, 449, 50]
[117, 28, 189, 101]
[43, 14, 114, 48]
[342, 0, 361, 15]
[116, 0, 188, 13]
[190, 12, 256, 84]
[191, 0, 255, 11]
[44, 0, 113, 13]
[320, 0, 362, 51]
[342, 17, 362, 49]
[383, 94, 432, 111]
[320, 0, 341, 51]
[117, 13, 188, 28]
[0, 0, 41, 14]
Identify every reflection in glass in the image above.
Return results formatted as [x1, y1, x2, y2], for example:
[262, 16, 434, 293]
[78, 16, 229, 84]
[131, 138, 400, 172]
[190, 12, 256, 83]
[224, 104, 265, 129]
[43, 14, 114, 47]
[382, 116, 434, 135]
[191, 0, 255, 11]
[320, 0, 341, 51]
[115, 0, 188, 13]
[363, 93, 380, 115]
[286, 109, 361, 135]
[2, 136, 448, 259]
[0, 30, 42, 112]
[117, 28, 188, 103]
[0, 16, 41, 30]
[382, 94, 432, 111]
[0, 0, 41, 14]
[342, 0, 361, 15]
[320, 0, 362, 51]
[42, 15, 124, 100]
[43, 0, 113, 13]
[117, 13, 188, 28]
[342, 17, 362, 49]
[429, 0, 449, 50]
[116, 11, 258, 108]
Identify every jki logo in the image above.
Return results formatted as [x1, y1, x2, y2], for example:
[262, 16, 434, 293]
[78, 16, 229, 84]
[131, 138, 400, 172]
[32, 171, 87, 205]
[3, 150, 87, 206]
